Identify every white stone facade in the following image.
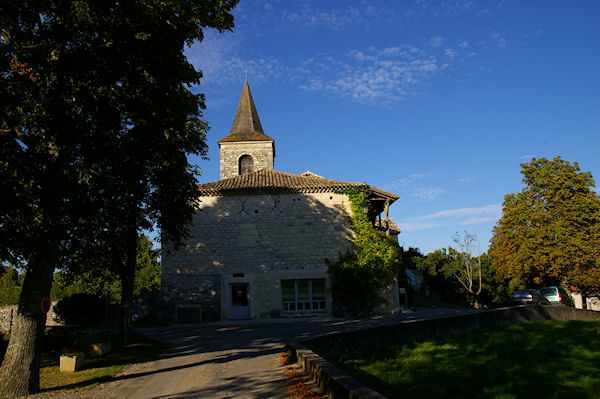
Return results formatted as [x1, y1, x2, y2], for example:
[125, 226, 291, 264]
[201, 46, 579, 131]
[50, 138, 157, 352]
[161, 192, 354, 321]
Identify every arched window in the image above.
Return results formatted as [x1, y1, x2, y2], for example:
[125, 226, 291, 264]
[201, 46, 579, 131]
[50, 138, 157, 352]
[239, 155, 254, 175]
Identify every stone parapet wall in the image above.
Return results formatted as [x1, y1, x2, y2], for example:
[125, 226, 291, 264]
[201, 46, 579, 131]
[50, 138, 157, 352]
[305, 306, 600, 359]
[0, 302, 61, 334]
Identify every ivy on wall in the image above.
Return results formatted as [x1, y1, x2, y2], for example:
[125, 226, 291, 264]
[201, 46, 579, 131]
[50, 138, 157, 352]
[328, 188, 401, 316]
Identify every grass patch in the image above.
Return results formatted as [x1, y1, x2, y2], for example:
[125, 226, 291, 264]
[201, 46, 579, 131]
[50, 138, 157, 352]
[39, 334, 164, 393]
[0, 331, 159, 394]
[1, 330, 163, 393]
[333, 319, 600, 399]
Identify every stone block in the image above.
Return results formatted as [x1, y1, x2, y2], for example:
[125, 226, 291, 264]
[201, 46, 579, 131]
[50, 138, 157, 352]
[587, 297, 600, 311]
[571, 292, 583, 309]
[60, 355, 85, 372]
[89, 342, 111, 357]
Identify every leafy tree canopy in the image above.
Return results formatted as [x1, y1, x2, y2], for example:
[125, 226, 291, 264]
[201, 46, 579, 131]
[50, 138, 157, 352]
[0, 266, 21, 306]
[0, 1, 237, 395]
[398, 247, 424, 271]
[51, 235, 161, 303]
[416, 232, 513, 309]
[489, 157, 600, 295]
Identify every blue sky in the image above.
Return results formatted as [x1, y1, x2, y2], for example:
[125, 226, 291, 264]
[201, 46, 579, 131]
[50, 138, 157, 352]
[183, 0, 600, 254]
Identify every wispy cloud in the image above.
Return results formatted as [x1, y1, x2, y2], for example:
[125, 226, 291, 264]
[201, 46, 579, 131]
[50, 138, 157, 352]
[398, 220, 445, 231]
[185, 31, 243, 86]
[191, 37, 453, 104]
[520, 154, 534, 159]
[463, 216, 499, 224]
[456, 176, 476, 183]
[430, 36, 444, 47]
[384, 173, 432, 190]
[422, 204, 501, 220]
[187, 1, 507, 104]
[383, 173, 445, 201]
[399, 204, 502, 232]
[491, 32, 507, 48]
[412, 0, 479, 16]
[282, 5, 367, 31]
[186, 30, 286, 89]
[298, 45, 443, 103]
[412, 188, 446, 201]
[445, 48, 458, 59]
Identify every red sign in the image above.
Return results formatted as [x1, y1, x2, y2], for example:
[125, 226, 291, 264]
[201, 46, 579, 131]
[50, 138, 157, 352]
[41, 297, 51, 314]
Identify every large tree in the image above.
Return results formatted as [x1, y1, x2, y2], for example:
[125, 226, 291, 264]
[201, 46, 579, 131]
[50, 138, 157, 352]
[0, 1, 237, 396]
[489, 157, 600, 295]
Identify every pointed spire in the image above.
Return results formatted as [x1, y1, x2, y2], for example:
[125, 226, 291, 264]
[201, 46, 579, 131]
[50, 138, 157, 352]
[219, 81, 274, 143]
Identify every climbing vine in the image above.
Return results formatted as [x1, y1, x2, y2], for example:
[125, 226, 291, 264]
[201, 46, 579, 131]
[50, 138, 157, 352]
[328, 187, 401, 316]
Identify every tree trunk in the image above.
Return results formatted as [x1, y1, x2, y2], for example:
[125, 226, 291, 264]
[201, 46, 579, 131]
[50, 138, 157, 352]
[0, 159, 60, 398]
[119, 277, 133, 345]
[0, 256, 55, 398]
[119, 219, 137, 345]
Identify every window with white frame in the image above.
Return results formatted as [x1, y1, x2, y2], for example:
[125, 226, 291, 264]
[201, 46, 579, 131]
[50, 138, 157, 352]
[281, 279, 326, 313]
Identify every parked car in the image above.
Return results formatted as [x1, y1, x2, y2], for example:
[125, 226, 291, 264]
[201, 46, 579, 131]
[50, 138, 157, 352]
[509, 289, 550, 305]
[539, 286, 574, 306]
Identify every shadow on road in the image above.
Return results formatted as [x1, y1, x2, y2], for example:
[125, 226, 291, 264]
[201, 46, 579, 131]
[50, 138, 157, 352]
[40, 347, 281, 394]
[134, 307, 479, 361]
[150, 373, 286, 399]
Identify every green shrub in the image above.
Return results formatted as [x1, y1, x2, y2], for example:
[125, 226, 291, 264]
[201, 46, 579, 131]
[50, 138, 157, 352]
[54, 293, 106, 326]
[0, 267, 22, 306]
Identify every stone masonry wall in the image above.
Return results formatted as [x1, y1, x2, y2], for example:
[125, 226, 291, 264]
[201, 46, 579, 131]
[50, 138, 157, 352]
[219, 141, 274, 180]
[161, 274, 222, 322]
[0, 302, 61, 334]
[161, 192, 353, 320]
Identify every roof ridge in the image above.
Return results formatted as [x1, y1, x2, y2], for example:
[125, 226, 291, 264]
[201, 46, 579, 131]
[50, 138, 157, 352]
[197, 169, 398, 201]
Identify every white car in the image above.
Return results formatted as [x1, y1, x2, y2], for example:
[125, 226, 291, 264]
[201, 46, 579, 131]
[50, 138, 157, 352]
[539, 286, 573, 306]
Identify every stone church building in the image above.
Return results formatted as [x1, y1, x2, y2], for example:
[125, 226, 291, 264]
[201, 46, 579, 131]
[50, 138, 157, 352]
[161, 81, 401, 322]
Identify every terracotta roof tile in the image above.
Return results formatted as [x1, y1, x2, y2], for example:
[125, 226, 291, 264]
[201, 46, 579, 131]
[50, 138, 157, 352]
[198, 169, 399, 202]
[374, 217, 401, 235]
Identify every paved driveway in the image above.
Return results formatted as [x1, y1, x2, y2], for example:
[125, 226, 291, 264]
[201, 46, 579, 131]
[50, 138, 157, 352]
[52, 308, 475, 398]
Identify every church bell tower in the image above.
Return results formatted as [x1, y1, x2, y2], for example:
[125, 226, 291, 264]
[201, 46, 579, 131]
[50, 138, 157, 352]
[218, 81, 275, 180]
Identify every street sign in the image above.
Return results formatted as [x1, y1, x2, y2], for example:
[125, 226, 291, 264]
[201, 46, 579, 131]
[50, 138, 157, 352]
[41, 297, 51, 314]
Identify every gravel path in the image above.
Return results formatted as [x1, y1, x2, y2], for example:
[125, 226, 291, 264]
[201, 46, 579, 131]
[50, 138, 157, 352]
[31, 308, 477, 398]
